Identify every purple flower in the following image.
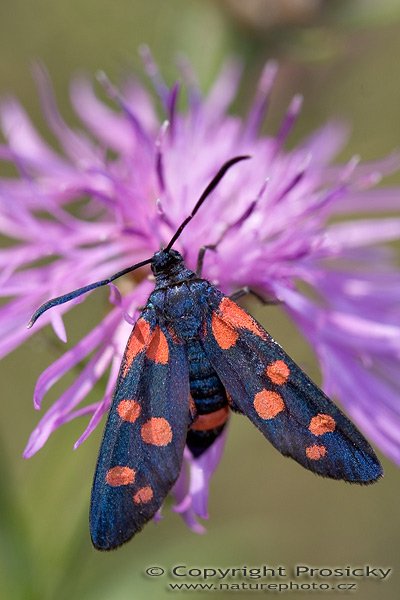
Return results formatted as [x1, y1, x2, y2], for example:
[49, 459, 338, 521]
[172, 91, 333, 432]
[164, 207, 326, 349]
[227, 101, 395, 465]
[1, 52, 400, 531]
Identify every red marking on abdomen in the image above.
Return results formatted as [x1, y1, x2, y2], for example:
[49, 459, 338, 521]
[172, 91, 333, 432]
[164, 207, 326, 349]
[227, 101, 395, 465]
[141, 417, 172, 446]
[123, 318, 152, 376]
[190, 406, 229, 431]
[117, 399, 141, 423]
[306, 444, 327, 460]
[106, 466, 136, 486]
[146, 326, 169, 364]
[219, 297, 267, 339]
[211, 312, 238, 349]
[133, 486, 153, 504]
[254, 389, 285, 419]
[309, 414, 336, 436]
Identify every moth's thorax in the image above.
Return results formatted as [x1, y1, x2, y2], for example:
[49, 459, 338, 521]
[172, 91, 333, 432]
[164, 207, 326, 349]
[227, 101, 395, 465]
[151, 249, 195, 288]
[149, 280, 209, 340]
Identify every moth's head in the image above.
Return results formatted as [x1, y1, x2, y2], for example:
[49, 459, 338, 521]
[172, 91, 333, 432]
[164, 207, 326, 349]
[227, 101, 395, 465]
[151, 248, 183, 275]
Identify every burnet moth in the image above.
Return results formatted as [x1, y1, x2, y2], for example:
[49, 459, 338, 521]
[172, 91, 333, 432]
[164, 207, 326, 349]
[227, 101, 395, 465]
[28, 155, 382, 550]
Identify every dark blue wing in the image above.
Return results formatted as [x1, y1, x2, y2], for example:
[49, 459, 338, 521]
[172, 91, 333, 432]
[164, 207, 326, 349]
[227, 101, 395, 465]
[90, 305, 190, 550]
[200, 287, 382, 484]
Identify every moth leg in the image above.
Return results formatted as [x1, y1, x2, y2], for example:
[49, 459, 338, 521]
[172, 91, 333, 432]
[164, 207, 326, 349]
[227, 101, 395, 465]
[229, 287, 282, 306]
[196, 244, 217, 277]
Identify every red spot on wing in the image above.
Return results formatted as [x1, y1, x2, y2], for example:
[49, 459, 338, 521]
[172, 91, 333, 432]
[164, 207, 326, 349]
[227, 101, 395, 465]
[306, 444, 327, 460]
[254, 389, 285, 419]
[123, 318, 152, 376]
[211, 312, 238, 349]
[266, 360, 290, 385]
[133, 486, 153, 504]
[146, 326, 169, 364]
[309, 414, 336, 436]
[219, 297, 267, 339]
[190, 406, 230, 431]
[117, 399, 141, 423]
[141, 417, 172, 446]
[106, 466, 136, 486]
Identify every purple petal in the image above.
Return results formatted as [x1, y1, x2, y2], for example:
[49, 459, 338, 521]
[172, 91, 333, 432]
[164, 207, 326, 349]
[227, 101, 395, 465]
[50, 312, 67, 343]
[245, 60, 278, 137]
[24, 344, 114, 457]
[33, 63, 101, 166]
[301, 120, 349, 165]
[326, 218, 400, 248]
[33, 308, 121, 409]
[0, 98, 66, 172]
[71, 77, 137, 153]
[73, 354, 121, 448]
[275, 94, 303, 148]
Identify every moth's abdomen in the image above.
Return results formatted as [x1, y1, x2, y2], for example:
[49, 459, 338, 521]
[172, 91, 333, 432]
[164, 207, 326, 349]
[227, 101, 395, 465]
[186, 340, 229, 457]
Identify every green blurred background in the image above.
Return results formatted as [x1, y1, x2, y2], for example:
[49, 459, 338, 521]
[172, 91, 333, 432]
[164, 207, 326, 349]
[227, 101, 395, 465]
[0, 1, 399, 599]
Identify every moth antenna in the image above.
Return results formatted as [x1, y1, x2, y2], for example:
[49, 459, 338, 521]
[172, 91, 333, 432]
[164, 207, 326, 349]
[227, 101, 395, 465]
[27, 257, 153, 328]
[28, 155, 250, 329]
[165, 155, 250, 251]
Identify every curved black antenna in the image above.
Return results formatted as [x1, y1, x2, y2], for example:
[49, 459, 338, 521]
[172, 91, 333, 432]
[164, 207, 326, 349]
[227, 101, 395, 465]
[165, 155, 250, 251]
[28, 155, 250, 328]
[27, 257, 153, 328]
